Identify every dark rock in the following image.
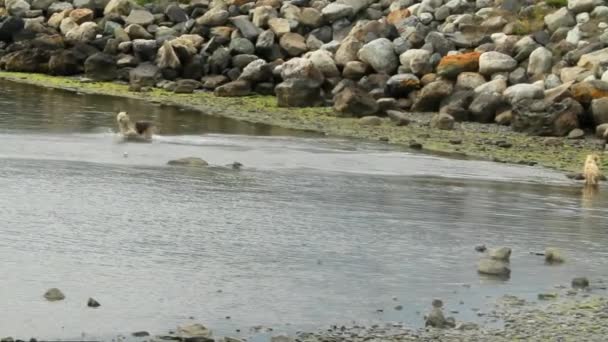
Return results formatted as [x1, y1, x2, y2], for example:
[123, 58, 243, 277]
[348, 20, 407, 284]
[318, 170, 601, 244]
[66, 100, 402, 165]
[412, 80, 453, 112]
[276, 79, 323, 107]
[409, 141, 423, 149]
[230, 37, 255, 55]
[214, 80, 252, 97]
[165, 4, 188, 23]
[230, 16, 261, 41]
[512, 98, 581, 136]
[239, 59, 272, 82]
[181, 55, 205, 80]
[48, 49, 80, 75]
[333, 86, 379, 117]
[475, 245, 487, 252]
[174, 79, 201, 93]
[84, 52, 116, 81]
[232, 54, 259, 69]
[386, 110, 410, 126]
[385, 74, 420, 98]
[430, 113, 455, 130]
[132, 39, 157, 61]
[129, 62, 160, 87]
[208, 47, 230, 74]
[469, 92, 506, 123]
[131, 332, 150, 337]
[572, 277, 590, 289]
[0, 49, 49, 72]
[254, 82, 275, 96]
[440, 90, 474, 121]
[87, 298, 100, 308]
[202, 75, 229, 90]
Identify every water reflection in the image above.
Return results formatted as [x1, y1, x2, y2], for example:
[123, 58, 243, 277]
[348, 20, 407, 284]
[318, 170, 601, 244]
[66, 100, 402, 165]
[0, 80, 316, 137]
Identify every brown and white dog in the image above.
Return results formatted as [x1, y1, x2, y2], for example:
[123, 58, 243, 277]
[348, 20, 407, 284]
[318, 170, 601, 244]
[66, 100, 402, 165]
[116, 111, 155, 142]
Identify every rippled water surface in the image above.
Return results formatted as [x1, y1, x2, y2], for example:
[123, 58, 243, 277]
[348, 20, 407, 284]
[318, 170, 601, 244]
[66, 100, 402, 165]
[0, 80, 607, 340]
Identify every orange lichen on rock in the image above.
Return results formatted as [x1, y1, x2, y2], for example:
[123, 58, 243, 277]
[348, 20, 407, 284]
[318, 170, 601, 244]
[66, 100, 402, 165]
[387, 9, 411, 25]
[436, 52, 482, 78]
[571, 81, 608, 104]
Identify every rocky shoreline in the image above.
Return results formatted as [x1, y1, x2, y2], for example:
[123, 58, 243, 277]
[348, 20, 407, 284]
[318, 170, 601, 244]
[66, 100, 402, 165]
[2, 0, 608, 171]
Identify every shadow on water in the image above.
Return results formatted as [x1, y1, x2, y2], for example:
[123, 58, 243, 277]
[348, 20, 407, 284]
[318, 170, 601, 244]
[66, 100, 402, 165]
[0, 79, 318, 137]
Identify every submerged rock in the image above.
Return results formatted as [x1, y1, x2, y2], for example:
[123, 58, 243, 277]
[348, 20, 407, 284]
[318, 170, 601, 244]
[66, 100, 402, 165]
[167, 157, 209, 167]
[44, 288, 65, 301]
[489, 247, 511, 261]
[477, 258, 511, 277]
[87, 297, 100, 308]
[572, 277, 590, 289]
[544, 248, 565, 264]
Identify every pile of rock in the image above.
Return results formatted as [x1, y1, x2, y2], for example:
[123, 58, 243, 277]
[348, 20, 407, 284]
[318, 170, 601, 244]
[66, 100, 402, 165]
[2, 0, 608, 136]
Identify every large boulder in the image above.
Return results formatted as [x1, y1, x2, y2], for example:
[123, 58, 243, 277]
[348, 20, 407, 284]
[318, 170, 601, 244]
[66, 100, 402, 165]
[276, 79, 324, 107]
[527, 47, 553, 78]
[280, 57, 324, 85]
[196, 8, 229, 26]
[132, 39, 158, 61]
[571, 80, 608, 105]
[48, 49, 81, 75]
[503, 84, 544, 104]
[437, 52, 481, 78]
[469, 92, 506, 123]
[577, 47, 608, 71]
[333, 86, 379, 117]
[65, 22, 98, 43]
[308, 50, 340, 78]
[230, 16, 261, 41]
[439, 90, 474, 121]
[125, 9, 154, 26]
[412, 80, 454, 111]
[129, 62, 160, 87]
[512, 98, 582, 136]
[357, 38, 398, 74]
[456, 72, 486, 91]
[239, 59, 272, 82]
[156, 41, 180, 70]
[479, 51, 517, 75]
[0, 16, 25, 43]
[478, 258, 510, 277]
[214, 80, 252, 97]
[1, 49, 49, 72]
[84, 52, 116, 81]
[591, 98, 608, 125]
[279, 33, 307, 56]
[544, 7, 575, 32]
[385, 74, 420, 98]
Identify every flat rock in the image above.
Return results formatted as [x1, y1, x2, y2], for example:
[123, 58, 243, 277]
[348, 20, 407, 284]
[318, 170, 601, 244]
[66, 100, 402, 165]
[167, 157, 209, 167]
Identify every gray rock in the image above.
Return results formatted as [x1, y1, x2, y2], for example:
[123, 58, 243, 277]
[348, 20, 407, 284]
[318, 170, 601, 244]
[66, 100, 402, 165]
[84, 52, 116, 81]
[568, 0, 595, 14]
[527, 47, 552, 78]
[591, 98, 608, 125]
[477, 258, 511, 276]
[229, 37, 255, 55]
[545, 7, 575, 32]
[479, 51, 517, 75]
[440, 90, 474, 121]
[399, 49, 431, 70]
[456, 72, 486, 91]
[104, 0, 130, 16]
[308, 50, 340, 78]
[276, 79, 324, 107]
[430, 113, 455, 130]
[214, 80, 252, 97]
[156, 41, 180, 69]
[334, 86, 379, 117]
[300, 7, 323, 27]
[343, 61, 368, 79]
[387, 110, 411, 126]
[358, 38, 398, 74]
[567, 128, 585, 139]
[132, 39, 158, 61]
[44, 288, 65, 301]
[281, 57, 324, 85]
[385, 73, 420, 97]
[239, 59, 271, 82]
[512, 98, 582, 136]
[425, 307, 455, 328]
[125, 9, 155, 26]
[174, 79, 201, 94]
[322, 3, 354, 22]
[544, 247, 565, 264]
[503, 84, 544, 104]
[7, 0, 31, 16]
[232, 54, 258, 69]
[425, 32, 454, 56]
[231, 15, 261, 40]
[252, 5, 277, 28]
[572, 277, 590, 289]
[48, 1, 73, 14]
[87, 297, 101, 308]
[359, 116, 382, 126]
[196, 8, 229, 26]
[268, 18, 290, 37]
[130, 62, 160, 87]
[412, 80, 454, 111]
[208, 47, 230, 74]
[469, 92, 505, 123]
[165, 4, 188, 23]
[280, 32, 307, 56]
[202, 75, 229, 90]
[31, 0, 54, 10]
[125, 24, 152, 40]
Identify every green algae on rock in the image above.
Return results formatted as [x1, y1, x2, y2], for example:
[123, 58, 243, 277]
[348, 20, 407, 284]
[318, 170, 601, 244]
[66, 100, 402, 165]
[0, 71, 605, 173]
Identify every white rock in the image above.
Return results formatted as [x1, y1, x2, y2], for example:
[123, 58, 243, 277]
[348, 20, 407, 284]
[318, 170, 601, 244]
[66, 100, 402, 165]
[479, 51, 517, 75]
[503, 83, 544, 103]
[527, 47, 553, 78]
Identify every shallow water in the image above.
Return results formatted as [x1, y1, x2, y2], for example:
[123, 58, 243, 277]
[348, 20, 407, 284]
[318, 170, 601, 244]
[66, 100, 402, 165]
[0, 80, 607, 341]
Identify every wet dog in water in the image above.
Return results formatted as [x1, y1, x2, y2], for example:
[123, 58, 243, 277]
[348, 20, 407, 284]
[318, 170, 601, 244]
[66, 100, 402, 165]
[582, 153, 601, 187]
[116, 111, 155, 141]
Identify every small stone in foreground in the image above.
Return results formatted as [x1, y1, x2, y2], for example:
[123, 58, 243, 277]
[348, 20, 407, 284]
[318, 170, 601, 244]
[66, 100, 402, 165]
[544, 247, 565, 264]
[538, 293, 558, 300]
[475, 245, 487, 252]
[44, 288, 65, 301]
[572, 277, 590, 289]
[409, 141, 422, 149]
[167, 157, 209, 167]
[131, 331, 149, 337]
[87, 297, 100, 308]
